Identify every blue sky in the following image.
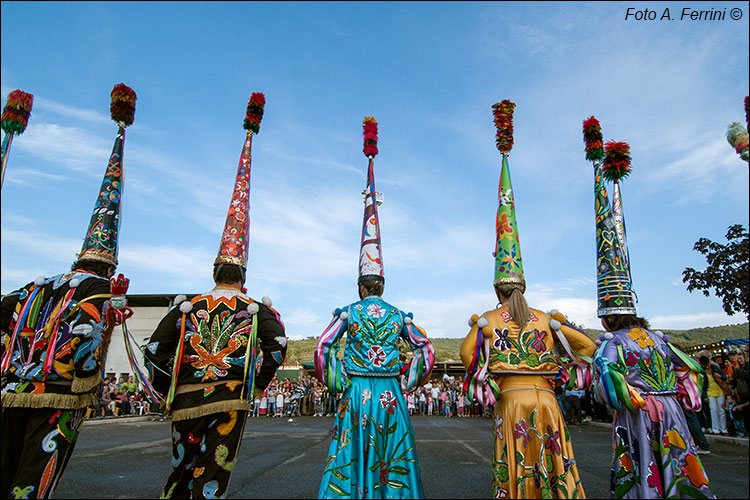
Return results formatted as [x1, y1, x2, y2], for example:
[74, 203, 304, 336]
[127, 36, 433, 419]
[2, 1, 748, 339]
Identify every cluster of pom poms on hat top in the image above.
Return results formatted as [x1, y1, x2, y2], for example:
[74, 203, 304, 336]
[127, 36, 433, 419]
[602, 140, 632, 182]
[582, 116, 604, 162]
[110, 84, 136, 127]
[363, 115, 378, 158]
[492, 100, 515, 155]
[244, 92, 265, 134]
[726, 122, 749, 161]
[1, 89, 34, 135]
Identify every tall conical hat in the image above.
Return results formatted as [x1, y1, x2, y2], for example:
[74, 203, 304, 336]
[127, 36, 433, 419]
[358, 115, 384, 284]
[583, 116, 636, 316]
[78, 84, 136, 266]
[492, 100, 525, 290]
[214, 92, 265, 269]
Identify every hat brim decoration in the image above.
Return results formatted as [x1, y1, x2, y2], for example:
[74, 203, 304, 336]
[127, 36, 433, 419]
[1, 89, 34, 190]
[215, 92, 266, 269]
[492, 100, 524, 290]
[78, 83, 136, 266]
[585, 118, 636, 317]
[358, 115, 384, 284]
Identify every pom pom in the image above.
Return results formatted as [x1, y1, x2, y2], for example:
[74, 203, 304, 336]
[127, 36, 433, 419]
[598, 333, 607, 341]
[110, 83, 136, 127]
[468, 318, 474, 327]
[726, 122, 749, 161]
[180, 301, 193, 314]
[470, 314, 480, 325]
[174, 294, 187, 305]
[602, 140, 632, 181]
[654, 330, 664, 337]
[603, 332, 614, 340]
[549, 311, 567, 324]
[582, 116, 604, 162]
[477, 317, 489, 328]
[69, 278, 80, 288]
[1, 89, 34, 135]
[339, 311, 349, 321]
[662, 335, 670, 343]
[244, 92, 265, 134]
[549, 319, 562, 331]
[247, 303, 260, 314]
[492, 100, 515, 155]
[404, 316, 412, 325]
[262, 296, 272, 306]
[482, 326, 494, 338]
[34, 276, 46, 286]
[595, 339, 602, 346]
[362, 115, 378, 158]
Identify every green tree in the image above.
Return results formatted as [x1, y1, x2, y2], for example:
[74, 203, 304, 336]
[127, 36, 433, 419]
[682, 224, 749, 319]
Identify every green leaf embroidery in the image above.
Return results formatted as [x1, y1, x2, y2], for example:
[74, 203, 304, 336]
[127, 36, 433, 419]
[541, 487, 554, 499]
[516, 451, 524, 463]
[527, 352, 540, 367]
[387, 480, 409, 489]
[328, 483, 349, 497]
[350, 356, 368, 368]
[545, 454, 554, 473]
[389, 466, 410, 475]
[509, 353, 521, 366]
[497, 464, 509, 482]
[529, 409, 537, 429]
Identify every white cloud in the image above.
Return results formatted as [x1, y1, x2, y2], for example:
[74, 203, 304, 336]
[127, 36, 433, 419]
[649, 312, 746, 330]
[13, 122, 110, 175]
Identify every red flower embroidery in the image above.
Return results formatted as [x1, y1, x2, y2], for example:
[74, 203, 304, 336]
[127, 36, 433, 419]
[368, 345, 386, 367]
[379, 391, 397, 414]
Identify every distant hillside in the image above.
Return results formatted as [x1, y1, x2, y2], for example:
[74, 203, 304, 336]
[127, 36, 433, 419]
[286, 323, 749, 364]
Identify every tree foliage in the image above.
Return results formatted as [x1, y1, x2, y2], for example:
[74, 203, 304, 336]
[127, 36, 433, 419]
[682, 224, 749, 319]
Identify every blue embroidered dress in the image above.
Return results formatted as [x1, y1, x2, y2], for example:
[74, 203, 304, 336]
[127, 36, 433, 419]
[315, 296, 435, 499]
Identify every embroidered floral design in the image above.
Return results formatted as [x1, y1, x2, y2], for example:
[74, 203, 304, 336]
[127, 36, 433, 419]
[368, 345, 386, 367]
[494, 415, 504, 440]
[367, 303, 386, 319]
[362, 389, 371, 405]
[545, 425, 561, 455]
[628, 328, 655, 349]
[338, 397, 350, 419]
[379, 391, 397, 414]
[529, 329, 547, 353]
[646, 462, 663, 496]
[682, 453, 709, 488]
[514, 419, 533, 447]
[624, 350, 641, 367]
[493, 328, 512, 351]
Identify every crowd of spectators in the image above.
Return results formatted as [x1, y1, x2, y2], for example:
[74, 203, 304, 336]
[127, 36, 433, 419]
[247, 375, 490, 419]
[86, 342, 749, 434]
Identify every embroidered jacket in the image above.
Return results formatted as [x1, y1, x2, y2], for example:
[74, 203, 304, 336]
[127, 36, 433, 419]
[1, 272, 115, 409]
[460, 305, 596, 405]
[593, 327, 706, 412]
[314, 296, 435, 393]
[145, 285, 286, 421]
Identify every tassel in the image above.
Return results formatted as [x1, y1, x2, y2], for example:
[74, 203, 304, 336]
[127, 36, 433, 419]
[492, 100, 515, 155]
[726, 122, 749, 162]
[582, 116, 604, 162]
[243, 92, 266, 134]
[363, 115, 378, 158]
[602, 140, 632, 181]
[110, 83, 137, 127]
[1, 90, 34, 135]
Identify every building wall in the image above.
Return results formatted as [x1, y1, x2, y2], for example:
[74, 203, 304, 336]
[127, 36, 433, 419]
[104, 304, 169, 379]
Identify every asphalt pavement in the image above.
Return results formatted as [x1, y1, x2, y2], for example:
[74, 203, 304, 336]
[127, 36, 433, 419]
[51, 415, 749, 499]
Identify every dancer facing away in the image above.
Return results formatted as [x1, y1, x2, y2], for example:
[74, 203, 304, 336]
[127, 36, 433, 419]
[583, 121, 715, 499]
[461, 101, 596, 499]
[315, 116, 435, 499]
[145, 93, 287, 499]
[1, 84, 136, 499]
